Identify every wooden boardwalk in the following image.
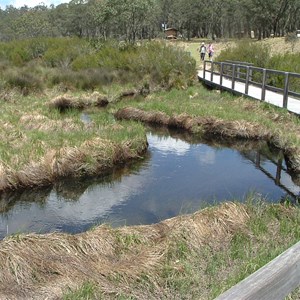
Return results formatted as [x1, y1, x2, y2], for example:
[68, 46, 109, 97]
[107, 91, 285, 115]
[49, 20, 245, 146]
[198, 61, 300, 115]
[216, 241, 300, 300]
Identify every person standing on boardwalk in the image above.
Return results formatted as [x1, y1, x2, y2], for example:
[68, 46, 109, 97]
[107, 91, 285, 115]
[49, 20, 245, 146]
[208, 43, 214, 61]
[199, 42, 207, 61]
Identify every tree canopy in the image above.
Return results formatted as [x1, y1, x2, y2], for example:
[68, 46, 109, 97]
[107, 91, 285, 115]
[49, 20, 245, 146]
[0, 0, 299, 41]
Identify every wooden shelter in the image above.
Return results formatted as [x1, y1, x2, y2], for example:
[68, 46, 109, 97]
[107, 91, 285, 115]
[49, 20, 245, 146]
[164, 28, 178, 39]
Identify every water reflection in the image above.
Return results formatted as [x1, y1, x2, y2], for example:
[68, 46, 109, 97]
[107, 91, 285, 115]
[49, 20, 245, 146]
[0, 127, 299, 239]
[147, 132, 190, 156]
[241, 149, 300, 202]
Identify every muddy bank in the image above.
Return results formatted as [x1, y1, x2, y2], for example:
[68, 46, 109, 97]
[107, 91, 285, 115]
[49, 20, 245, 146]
[0, 202, 248, 299]
[0, 136, 148, 192]
[115, 107, 300, 173]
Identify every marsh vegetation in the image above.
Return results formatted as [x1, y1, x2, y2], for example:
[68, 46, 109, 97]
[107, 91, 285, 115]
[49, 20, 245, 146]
[1, 37, 300, 299]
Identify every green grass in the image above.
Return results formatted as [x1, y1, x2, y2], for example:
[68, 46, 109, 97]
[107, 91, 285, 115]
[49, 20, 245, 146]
[0, 91, 146, 177]
[63, 282, 99, 300]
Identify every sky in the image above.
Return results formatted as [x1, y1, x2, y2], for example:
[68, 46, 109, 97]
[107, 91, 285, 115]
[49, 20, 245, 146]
[0, 0, 68, 9]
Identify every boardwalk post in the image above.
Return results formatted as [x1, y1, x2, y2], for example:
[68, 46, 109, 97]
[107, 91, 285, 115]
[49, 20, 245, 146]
[220, 63, 224, 87]
[245, 66, 250, 95]
[261, 69, 267, 101]
[275, 157, 283, 185]
[203, 61, 206, 79]
[210, 62, 214, 82]
[231, 64, 236, 90]
[283, 72, 289, 109]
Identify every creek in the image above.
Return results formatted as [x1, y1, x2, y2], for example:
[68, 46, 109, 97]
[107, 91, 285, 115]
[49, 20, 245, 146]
[0, 126, 299, 240]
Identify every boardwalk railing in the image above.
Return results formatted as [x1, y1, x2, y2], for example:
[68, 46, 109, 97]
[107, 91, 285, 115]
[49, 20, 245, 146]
[215, 241, 300, 300]
[201, 60, 300, 111]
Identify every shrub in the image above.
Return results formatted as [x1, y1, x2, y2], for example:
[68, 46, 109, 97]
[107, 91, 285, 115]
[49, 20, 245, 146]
[216, 40, 271, 67]
[71, 53, 99, 70]
[48, 68, 116, 90]
[285, 32, 298, 52]
[267, 53, 300, 93]
[5, 69, 43, 94]
[44, 38, 91, 68]
[0, 37, 196, 91]
[73, 40, 196, 89]
[0, 38, 51, 66]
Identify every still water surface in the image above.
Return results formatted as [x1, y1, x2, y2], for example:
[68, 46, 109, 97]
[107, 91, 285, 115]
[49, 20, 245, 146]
[0, 128, 299, 239]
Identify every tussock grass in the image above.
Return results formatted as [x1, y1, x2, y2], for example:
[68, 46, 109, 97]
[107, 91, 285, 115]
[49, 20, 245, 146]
[0, 136, 147, 191]
[48, 92, 109, 111]
[115, 107, 271, 140]
[0, 202, 248, 299]
[0, 200, 299, 299]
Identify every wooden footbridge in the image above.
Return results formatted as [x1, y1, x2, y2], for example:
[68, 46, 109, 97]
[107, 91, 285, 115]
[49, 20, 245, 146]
[198, 60, 300, 115]
[198, 61, 300, 299]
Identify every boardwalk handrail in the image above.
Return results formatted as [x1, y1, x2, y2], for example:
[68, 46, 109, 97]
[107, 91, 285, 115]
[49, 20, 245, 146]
[202, 60, 300, 110]
[215, 240, 300, 300]
[224, 60, 254, 66]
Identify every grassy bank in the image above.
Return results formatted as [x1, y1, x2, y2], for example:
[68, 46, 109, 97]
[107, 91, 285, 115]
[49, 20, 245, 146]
[0, 199, 299, 299]
[0, 90, 148, 191]
[113, 84, 300, 174]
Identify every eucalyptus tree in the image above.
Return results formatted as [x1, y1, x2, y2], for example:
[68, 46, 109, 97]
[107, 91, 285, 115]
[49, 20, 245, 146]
[48, 3, 73, 36]
[0, 5, 21, 40]
[65, 0, 89, 37]
[14, 5, 52, 38]
[282, 0, 300, 33]
[91, 0, 159, 42]
[220, 0, 248, 38]
[242, 0, 292, 38]
[85, 0, 109, 39]
[170, 0, 202, 39]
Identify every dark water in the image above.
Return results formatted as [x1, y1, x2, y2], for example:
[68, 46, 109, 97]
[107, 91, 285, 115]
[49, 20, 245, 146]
[0, 127, 299, 239]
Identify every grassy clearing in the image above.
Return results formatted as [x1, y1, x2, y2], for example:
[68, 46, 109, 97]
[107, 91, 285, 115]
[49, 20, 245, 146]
[1, 198, 299, 299]
[182, 37, 300, 68]
[0, 38, 196, 191]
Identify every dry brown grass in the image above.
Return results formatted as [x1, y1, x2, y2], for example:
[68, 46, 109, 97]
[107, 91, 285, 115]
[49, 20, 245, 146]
[48, 92, 109, 111]
[0, 137, 147, 191]
[0, 202, 249, 299]
[115, 107, 271, 140]
[20, 114, 80, 132]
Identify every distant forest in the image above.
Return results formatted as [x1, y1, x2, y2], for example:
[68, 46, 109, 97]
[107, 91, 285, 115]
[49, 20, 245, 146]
[0, 0, 299, 42]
